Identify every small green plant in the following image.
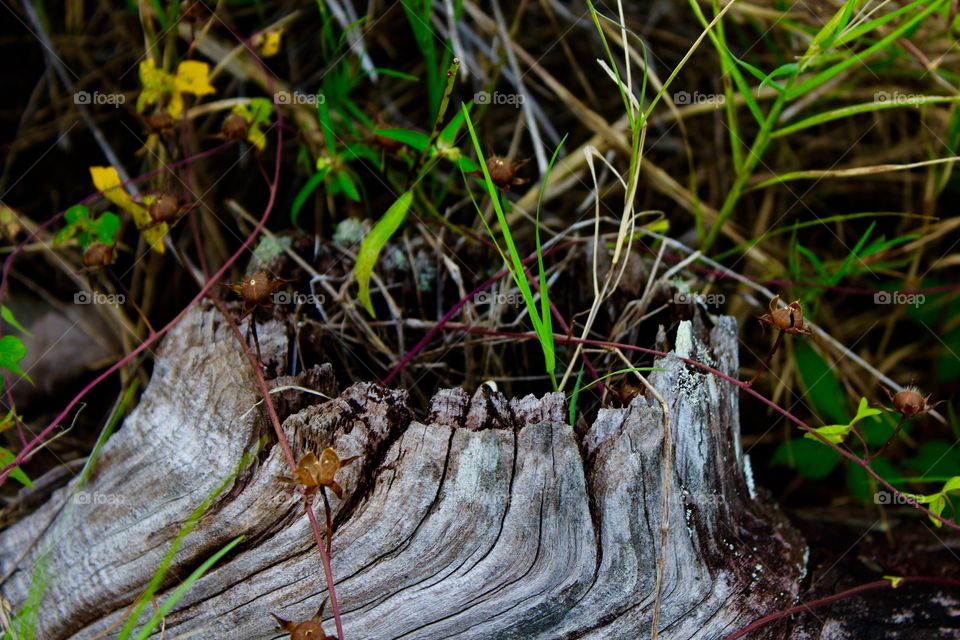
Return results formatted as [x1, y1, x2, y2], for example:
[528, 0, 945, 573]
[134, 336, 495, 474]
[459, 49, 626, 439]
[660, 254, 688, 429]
[0, 305, 31, 490]
[53, 205, 120, 251]
[461, 106, 564, 390]
[803, 397, 882, 445]
[905, 476, 960, 527]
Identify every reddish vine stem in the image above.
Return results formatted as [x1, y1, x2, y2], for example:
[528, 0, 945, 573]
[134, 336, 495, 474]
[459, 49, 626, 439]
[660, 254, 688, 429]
[204, 292, 345, 639]
[868, 414, 908, 462]
[725, 576, 960, 639]
[746, 329, 783, 387]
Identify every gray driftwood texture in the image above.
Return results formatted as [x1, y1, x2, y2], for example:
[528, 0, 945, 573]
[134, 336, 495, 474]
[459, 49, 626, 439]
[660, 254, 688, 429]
[0, 305, 806, 639]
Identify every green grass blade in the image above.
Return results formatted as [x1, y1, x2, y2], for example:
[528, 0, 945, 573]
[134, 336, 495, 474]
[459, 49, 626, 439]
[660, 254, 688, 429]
[788, 0, 947, 100]
[132, 536, 244, 640]
[534, 136, 567, 389]
[773, 95, 960, 139]
[568, 366, 585, 427]
[461, 105, 554, 381]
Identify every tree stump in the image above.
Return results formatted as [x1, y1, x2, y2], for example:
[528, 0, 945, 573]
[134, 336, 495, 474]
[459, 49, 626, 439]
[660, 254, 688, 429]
[0, 305, 806, 638]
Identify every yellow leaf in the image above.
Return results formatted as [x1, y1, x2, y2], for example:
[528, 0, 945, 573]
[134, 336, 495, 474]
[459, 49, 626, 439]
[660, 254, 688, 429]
[883, 575, 903, 588]
[137, 59, 173, 114]
[258, 29, 283, 57]
[167, 92, 185, 118]
[90, 166, 140, 217]
[89, 167, 167, 254]
[174, 61, 216, 98]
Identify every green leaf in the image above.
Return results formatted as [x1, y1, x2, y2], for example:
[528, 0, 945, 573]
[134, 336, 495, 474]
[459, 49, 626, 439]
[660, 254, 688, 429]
[795, 243, 828, 280]
[804, 423, 852, 445]
[0, 335, 31, 384]
[461, 105, 556, 384]
[231, 97, 273, 151]
[375, 128, 429, 151]
[731, 55, 786, 94]
[773, 95, 960, 139]
[569, 366, 585, 427]
[805, 397, 883, 446]
[336, 171, 361, 202]
[54, 205, 119, 250]
[929, 494, 947, 525]
[905, 441, 960, 480]
[0, 446, 32, 488]
[355, 190, 415, 317]
[759, 63, 797, 92]
[117, 445, 259, 639]
[943, 476, 960, 494]
[438, 107, 468, 146]
[789, 0, 948, 100]
[830, 222, 875, 285]
[91, 211, 120, 246]
[290, 171, 327, 227]
[1, 306, 30, 337]
[795, 342, 848, 424]
[851, 397, 883, 424]
[688, 0, 764, 125]
[772, 437, 840, 479]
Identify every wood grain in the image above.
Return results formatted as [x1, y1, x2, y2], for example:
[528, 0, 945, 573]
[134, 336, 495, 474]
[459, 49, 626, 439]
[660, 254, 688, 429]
[0, 306, 805, 639]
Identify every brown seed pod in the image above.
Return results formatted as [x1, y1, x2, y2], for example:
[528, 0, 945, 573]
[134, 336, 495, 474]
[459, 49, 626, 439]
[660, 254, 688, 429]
[758, 295, 812, 336]
[470, 155, 530, 191]
[82, 243, 115, 270]
[279, 447, 358, 501]
[221, 112, 249, 140]
[272, 600, 335, 640]
[223, 271, 292, 319]
[885, 386, 941, 417]
[148, 193, 182, 224]
[486, 155, 530, 191]
[144, 111, 174, 135]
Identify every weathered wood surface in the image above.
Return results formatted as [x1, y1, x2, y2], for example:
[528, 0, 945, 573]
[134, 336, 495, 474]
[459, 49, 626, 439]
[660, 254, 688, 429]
[0, 305, 806, 639]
